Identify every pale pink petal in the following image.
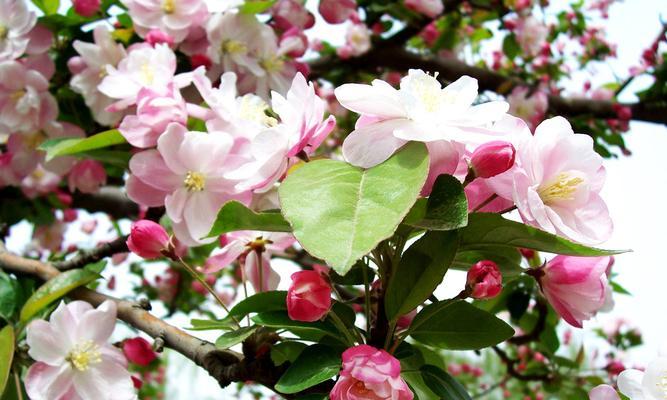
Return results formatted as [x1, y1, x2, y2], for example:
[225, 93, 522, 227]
[25, 362, 74, 400]
[342, 120, 409, 168]
[617, 369, 646, 399]
[334, 80, 406, 119]
[26, 320, 68, 365]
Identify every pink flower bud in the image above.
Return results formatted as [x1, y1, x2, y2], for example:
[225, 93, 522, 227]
[466, 260, 503, 299]
[67, 56, 87, 75]
[396, 309, 417, 330]
[190, 54, 212, 70]
[470, 141, 516, 178]
[330, 345, 413, 400]
[62, 208, 78, 222]
[73, 0, 100, 17]
[123, 337, 158, 366]
[286, 270, 332, 322]
[319, 0, 357, 24]
[145, 29, 175, 47]
[126, 220, 170, 259]
[405, 0, 444, 19]
[68, 159, 107, 194]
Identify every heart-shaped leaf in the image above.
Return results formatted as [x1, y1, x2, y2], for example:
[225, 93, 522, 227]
[279, 142, 429, 275]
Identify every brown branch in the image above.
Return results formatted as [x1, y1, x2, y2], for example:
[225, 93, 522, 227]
[508, 299, 548, 346]
[55, 235, 129, 271]
[492, 346, 553, 382]
[70, 187, 140, 219]
[310, 46, 667, 125]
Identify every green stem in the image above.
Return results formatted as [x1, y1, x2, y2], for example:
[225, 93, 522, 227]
[362, 258, 372, 341]
[329, 310, 357, 346]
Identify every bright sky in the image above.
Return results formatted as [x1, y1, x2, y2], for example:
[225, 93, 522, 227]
[7, 0, 667, 398]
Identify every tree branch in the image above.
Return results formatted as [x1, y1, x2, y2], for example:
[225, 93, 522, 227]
[492, 346, 553, 382]
[310, 46, 667, 125]
[54, 235, 129, 271]
[70, 187, 140, 219]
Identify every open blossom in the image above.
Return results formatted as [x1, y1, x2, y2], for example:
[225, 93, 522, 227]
[0, 61, 58, 134]
[516, 16, 549, 57]
[338, 23, 371, 59]
[335, 69, 509, 168]
[616, 350, 667, 399]
[68, 159, 107, 194]
[318, 0, 356, 24]
[126, 123, 250, 246]
[287, 270, 332, 322]
[121, 0, 207, 43]
[0, 0, 37, 61]
[330, 345, 413, 400]
[405, 0, 444, 18]
[70, 26, 127, 125]
[98, 43, 180, 111]
[507, 86, 548, 129]
[119, 83, 188, 148]
[206, 12, 266, 75]
[271, 0, 314, 30]
[25, 301, 136, 400]
[203, 231, 295, 292]
[487, 117, 613, 245]
[535, 255, 612, 328]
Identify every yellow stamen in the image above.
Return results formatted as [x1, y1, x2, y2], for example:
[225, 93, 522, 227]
[0, 25, 8, 40]
[221, 40, 247, 55]
[162, 0, 175, 14]
[246, 236, 273, 252]
[259, 56, 284, 73]
[184, 171, 205, 192]
[238, 96, 277, 126]
[66, 340, 102, 372]
[537, 173, 584, 205]
[10, 90, 25, 103]
[140, 63, 155, 85]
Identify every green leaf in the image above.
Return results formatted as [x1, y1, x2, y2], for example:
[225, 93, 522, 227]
[20, 269, 100, 322]
[420, 365, 472, 400]
[502, 33, 521, 59]
[409, 300, 514, 350]
[221, 291, 287, 324]
[206, 201, 291, 238]
[460, 213, 628, 256]
[275, 344, 341, 394]
[271, 342, 307, 366]
[215, 325, 258, 349]
[279, 142, 429, 275]
[0, 273, 18, 322]
[39, 129, 126, 161]
[403, 174, 468, 231]
[0, 325, 15, 396]
[385, 230, 459, 321]
[239, 0, 276, 14]
[452, 247, 524, 279]
[78, 150, 131, 168]
[329, 260, 375, 285]
[32, 0, 59, 15]
[188, 318, 235, 331]
[252, 311, 344, 343]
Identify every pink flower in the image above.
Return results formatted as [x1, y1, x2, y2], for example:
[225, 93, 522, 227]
[25, 300, 136, 400]
[515, 16, 549, 57]
[205, 12, 267, 75]
[121, 0, 207, 42]
[589, 384, 620, 400]
[119, 83, 187, 148]
[0, 0, 37, 61]
[145, 29, 175, 47]
[203, 231, 295, 292]
[465, 178, 514, 213]
[319, 0, 357, 24]
[405, 0, 444, 18]
[335, 69, 508, 168]
[396, 309, 417, 330]
[487, 117, 613, 245]
[287, 270, 332, 322]
[507, 86, 548, 130]
[470, 141, 516, 179]
[126, 123, 251, 246]
[123, 337, 157, 367]
[68, 159, 107, 194]
[535, 255, 612, 328]
[126, 220, 171, 259]
[32, 219, 65, 252]
[98, 43, 179, 111]
[466, 260, 502, 299]
[73, 0, 101, 17]
[0, 61, 58, 134]
[271, 0, 315, 30]
[279, 27, 308, 58]
[330, 345, 413, 400]
[70, 26, 127, 125]
[343, 23, 371, 57]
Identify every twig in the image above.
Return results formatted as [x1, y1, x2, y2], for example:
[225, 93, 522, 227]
[55, 236, 129, 271]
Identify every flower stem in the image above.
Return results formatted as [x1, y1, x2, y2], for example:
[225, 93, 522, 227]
[328, 310, 357, 346]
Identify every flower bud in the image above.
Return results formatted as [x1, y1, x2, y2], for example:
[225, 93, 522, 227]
[123, 337, 157, 366]
[319, 0, 357, 24]
[145, 29, 175, 48]
[68, 159, 107, 194]
[286, 270, 332, 322]
[73, 0, 100, 17]
[405, 0, 444, 19]
[126, 220, 171, 259]
[466, 260, 502, 299]
[470, 141, 516, 179]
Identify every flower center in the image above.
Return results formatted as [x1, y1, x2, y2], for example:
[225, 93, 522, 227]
[221, 40, 247, 55]
[162, 0, 175, 14]
[66, 340, 102, 372]
[353, 381, 369, 394]
[184, 171, 205, 192]
[246, 236, 273, 252]
[657, 371, 667, 398]
[25, 131, 47, 149]
[10, 90, 26, 103]
[140, 63, 155, 85]
[0, 25, 7, 40]
[409, 73, 445, 114]
[259, 56, 284, 73]
[238, 96, 277, 126]
[537, 172, 584, 205]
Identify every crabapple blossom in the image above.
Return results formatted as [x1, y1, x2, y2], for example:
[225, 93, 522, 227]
[73, 0, 101, 17]
[533, 255, 612, 328]
[405, 0, 444, 19]
[516, 16, 549, 57]
[589, 384, 620, 400]
[206, 12, 266, 75]
[70, 26, 127, 125]
[465, 178, 514, 212]
[338, 23, 371, 59]
[466, 260, 503, 299]
[330, 345, 413, 400]
[126, 123, 250, 246]
[487, 117, 613, 245]
[144, 29, 175, 47]
[0, 0, 37, 61]
[0, 61, 58, 134]
[617, 350, 667, 400]
[469, 141, 516, 178]
[122, 337, 158, 367]
[67, 159, 107, 194]
[126, 220, 171, 259]
[286, 270, 332, 322]
[121, 0, 208, 42]
[507, 86, 548, 129]
[318, 0, 357, 24]
[271, 0, 315, 31]
[24, 300, 136, 400]
[335, 69, 509, 168]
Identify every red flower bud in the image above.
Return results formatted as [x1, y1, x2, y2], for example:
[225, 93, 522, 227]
[123, 337, 157, 366]
[466, 260, 503, 299]
[470, 141, 516, 179]
[73, 0, 100, 17]
[126, 220, 170, 259]
[286, 270, 332, 322]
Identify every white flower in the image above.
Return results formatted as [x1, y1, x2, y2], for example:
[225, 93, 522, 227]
[0, 0, 37, 61]
[618, 351, 667, 400]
